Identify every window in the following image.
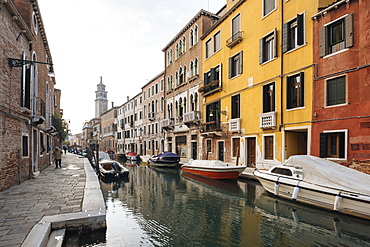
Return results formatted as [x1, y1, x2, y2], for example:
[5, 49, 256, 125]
[232, 138, 240, 157]
[264, 135, 274, 160]
[232, 14, 241, 37]
[160, 79, 164, 91]
[319, 14, 353, 57]
[206, 39, 212, 59]
[40, 132, 45, 155]
[231, 94, 240, 119]
[287, 72, 304, 109]
[190, 29, 194, 47]
[283, 14, 304, 53]
[263, 0, 275, 17]
[203, 65, 222, 95]
[259, 30, 277, 64]
[21, 53, 31, 109]
[214, 31, 221, 52]
[22, 134, 29, 157]
[263, 82, 275, 113]
[320, 131, 346, 158]
[206, 139, 212, 154]
[327, 76, 346, 106]
[229, 51, 243, 78]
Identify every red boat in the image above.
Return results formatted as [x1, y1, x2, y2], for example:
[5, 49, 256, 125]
[181, 160, 246, 180]
[126, 152, 139, 161]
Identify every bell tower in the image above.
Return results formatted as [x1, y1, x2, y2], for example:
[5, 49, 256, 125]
[95, 76, 108, 118]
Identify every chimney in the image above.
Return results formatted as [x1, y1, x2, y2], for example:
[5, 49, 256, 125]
[111, 102, 114, 108]
[127, 96, 129, 102]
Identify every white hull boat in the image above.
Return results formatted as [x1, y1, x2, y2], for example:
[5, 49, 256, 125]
[181, 160, 246, 180]
[253, 155, 370, 220]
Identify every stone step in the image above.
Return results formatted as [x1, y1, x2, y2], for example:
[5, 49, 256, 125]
[46, 229, 66, 247]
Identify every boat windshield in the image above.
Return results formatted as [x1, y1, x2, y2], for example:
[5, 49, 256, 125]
[271, 167, 292, 176]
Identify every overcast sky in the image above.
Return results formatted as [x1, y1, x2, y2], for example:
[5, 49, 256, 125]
[37, 0, 226, 134]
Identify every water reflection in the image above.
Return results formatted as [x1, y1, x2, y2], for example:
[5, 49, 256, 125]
[81, 165, 370, 247]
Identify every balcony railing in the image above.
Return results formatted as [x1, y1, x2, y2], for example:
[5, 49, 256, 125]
[259, 112, 277, 129]
[201, 121, 221, 132]
[161, 118, 175, 130]
[148, 112, 155, 121]
[226, 31, 243, 48]
[229, 118, 241, 132]
[32, 97, 46, 125]
[199, 80, 222, 96]
[183, 111, 201, 124]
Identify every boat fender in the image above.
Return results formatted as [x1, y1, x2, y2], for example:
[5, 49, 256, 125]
[274, 182, 279, 196]
[292, 186, 300, 201]
[334, 193, 342, 212]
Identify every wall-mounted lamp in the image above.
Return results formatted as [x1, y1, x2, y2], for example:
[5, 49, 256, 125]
[209, 110, 227, 117]
[8, 57, 53, 70]
[16, 30, 26, 41]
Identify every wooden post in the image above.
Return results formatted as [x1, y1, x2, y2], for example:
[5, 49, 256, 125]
[236, 147, 240, 166]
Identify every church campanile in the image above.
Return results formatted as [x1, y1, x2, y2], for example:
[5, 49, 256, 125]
[95, 76, 108, 118]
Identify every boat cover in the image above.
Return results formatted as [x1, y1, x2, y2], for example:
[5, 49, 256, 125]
[155, 152, 180, 159]
[284, 155, 370, 196]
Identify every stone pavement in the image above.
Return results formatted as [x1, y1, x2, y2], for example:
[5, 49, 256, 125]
[0, 153, 105, 247]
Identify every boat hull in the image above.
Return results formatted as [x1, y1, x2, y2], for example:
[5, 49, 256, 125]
[254, 170, 370, 220]
[149, 161, 178, 168]
[181, 166, 245, 180]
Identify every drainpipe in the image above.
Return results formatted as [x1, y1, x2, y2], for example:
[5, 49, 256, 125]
[280, 0, 284, 132]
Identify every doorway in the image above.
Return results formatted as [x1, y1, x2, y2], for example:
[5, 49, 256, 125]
[218, 141, 224, 161]
[246, 137, 256, 167]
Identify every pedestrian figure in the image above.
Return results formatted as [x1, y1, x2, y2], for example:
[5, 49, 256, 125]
[52, 147, 63, 168]
[63, 146, 67, 154]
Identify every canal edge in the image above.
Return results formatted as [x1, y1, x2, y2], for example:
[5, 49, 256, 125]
[21, 158, 106, 247]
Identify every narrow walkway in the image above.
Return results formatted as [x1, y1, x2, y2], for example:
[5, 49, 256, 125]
[0, 153, 103, 247]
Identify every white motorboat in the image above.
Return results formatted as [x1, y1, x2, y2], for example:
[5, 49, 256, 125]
[98, 152, 129, 179]
[253, 155, 370, 220]
[181, 159, 246, 180]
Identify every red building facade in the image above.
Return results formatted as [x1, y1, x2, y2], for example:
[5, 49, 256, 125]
[311, 0, 370, 172]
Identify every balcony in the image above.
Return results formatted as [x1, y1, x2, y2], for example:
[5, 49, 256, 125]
[183, 111, 201, 126]
[259, 112, 277, 129]
[148, 112, 155, 121]
[226, 31, 243, 48]
[200, 121, 222, 136]
[229, 118, 241, 132]
[198, 80, 222, 97]
[32, 97, 45, 125]
[161, 118, 175, 130]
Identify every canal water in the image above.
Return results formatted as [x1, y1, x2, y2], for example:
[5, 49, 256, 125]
[67, 163, 370, 247]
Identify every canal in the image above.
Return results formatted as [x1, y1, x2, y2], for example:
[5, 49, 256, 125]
[68, 163, 370, 247]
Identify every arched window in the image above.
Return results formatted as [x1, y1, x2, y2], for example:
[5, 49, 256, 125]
[194, 25, 199, 44]
[179, 67, 183, 84]
[190, 29, 194, 47]
[175, 43, 179, 58]
[175, 71, 179, 86]
[184, 97, 187, 113]
[182, 37, 186, 53]
[195, 58, 198, 75]
[151, 100, 155, 113]
[161, 97, 164, 112]
[183, 66, 187, 82]
[194, 93, 198, 111]
[190, 61, 194, 77]
[190, 94, 195, 111]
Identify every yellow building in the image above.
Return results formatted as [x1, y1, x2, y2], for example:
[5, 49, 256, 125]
[200, 0, 335, 168]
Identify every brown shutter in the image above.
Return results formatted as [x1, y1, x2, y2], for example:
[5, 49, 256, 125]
[297, 14, 304, 46]
[228, 57, 232, 79]
[319, 26, 326, 57]
[282, 22, 289, 53]
[239, 51, 243, 74]
[259, 38, 264, 64]
[273, 29, 277, 58]
[345, 13, 354, 48]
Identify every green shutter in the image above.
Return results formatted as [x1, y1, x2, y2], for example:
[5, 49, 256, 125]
[336, 76, 346, 104]
[320, 133, 328, 158]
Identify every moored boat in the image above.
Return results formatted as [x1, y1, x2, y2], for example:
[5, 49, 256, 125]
[126, 152, 139, 161]
[181, 160, 246, 180]
[253, 155, 370, 220]
[148, 152, 180, 168]
[98, 152, 129, 179]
